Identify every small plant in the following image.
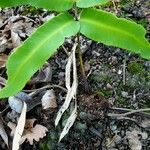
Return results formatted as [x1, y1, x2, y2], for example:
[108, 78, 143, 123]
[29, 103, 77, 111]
[0, 0, 150, 97]
[0, 0, 150, 142]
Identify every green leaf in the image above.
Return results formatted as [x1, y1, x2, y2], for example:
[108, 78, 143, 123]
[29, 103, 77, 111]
[80, 8, 150, 59]
[76, 0, 110, 8]
[0, 13, 79, 98]
[0, 0, 73, 11]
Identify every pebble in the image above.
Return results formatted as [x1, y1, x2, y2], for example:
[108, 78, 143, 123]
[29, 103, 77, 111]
[74, 122, 87, 131]
[121, 91, 128, 98]
[106, 83, 113, 89]
[144, 61, 150, 67]
[117, 70, 122, 75]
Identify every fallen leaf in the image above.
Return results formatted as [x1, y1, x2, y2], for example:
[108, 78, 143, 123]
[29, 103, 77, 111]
[59, 100, 77, 142]
[11, 30, 21, 48]
[0, 117, 8, 146]
[30, 63, 52, 84]
[8, 118, 48, 145]
[55, 43, 78, 142]
[25, 119, 36, 129]
[0, 54, 8, 68]
[126, 130, 142, 150]
[55, 43, 78, 126]
[41, 89, 57, 109]
[20, 124, 48, 145]
[12, 102, 27, 150]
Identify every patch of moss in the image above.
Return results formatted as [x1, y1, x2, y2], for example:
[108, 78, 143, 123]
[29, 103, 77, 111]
[120, 0, 135, 6]
[117, 96, 127, 105]
[89, 59, 95, 65]
[97, 89, 113, 97]
[90, 73, 111, 83]
[96, 91, 105, 97]
[21, 6, 41, 15]
[127, 62, 145, 76]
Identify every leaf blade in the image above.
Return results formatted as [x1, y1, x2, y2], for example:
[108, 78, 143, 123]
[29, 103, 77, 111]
[76, 0, 110, 8]
[80, 8, 150, 59]
[0, 13, 79, 98]
[0, 0, 73, 11]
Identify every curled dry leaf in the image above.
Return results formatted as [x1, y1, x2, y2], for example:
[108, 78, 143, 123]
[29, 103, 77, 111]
[59, 100, 77, 142]
[55, 43, 78, 127]
[20, 124, 48, 145]
[0, 118, 8, 147]
[41, 89, 57, 109]
[8, 119, 48, 145]
[12, 102, 27, 150]
[55, 42, 78, 142]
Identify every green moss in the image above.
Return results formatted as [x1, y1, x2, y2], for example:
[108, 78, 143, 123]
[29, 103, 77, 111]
[127, 62, 145, 76]
[96, 91, 105, 97]
[117, 96, 127, 105]
[97, 89, 113, 97]
[120, 0, 135, 5]
[89, 59, 95, 65]
[21, 6, 40, 15]
[90, 73, 111, 83]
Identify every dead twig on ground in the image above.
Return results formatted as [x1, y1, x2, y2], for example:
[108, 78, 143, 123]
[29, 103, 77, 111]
[108, 107, 150, 118]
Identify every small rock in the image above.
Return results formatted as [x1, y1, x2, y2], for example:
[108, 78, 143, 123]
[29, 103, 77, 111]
[106, 83, 113, 89]
[74, 122, 87, 131]
[121, 91, 128, 98]
[84, 61, 90, 72]
[117, 70, 122, 75]
[144, 61, 150, 67]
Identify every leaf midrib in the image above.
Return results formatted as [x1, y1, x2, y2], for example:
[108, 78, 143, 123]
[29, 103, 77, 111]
[81, 18, 148, 49]
[8, 19, 73, 85]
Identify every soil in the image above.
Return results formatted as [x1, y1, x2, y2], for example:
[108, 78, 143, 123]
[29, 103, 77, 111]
[0, 0, 150, 150]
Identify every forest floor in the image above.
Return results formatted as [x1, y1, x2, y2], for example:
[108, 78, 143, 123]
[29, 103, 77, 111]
[0, 0, 150, 149]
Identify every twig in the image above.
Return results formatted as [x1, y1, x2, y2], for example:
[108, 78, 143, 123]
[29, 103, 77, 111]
[123, 56, 126, 85]
[0, 105, 9, 115]
[23, 84, 67, 93]
[113, 116, 137, 122]
[107, 108, 150, 118]
[62, 45, 70, 56]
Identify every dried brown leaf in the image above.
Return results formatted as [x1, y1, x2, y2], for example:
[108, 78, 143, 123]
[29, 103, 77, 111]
[20, 124, 48, 145]
[25, 119, 36, 129]
[0, 54, 8, 68]
[8, 119, 48, 145]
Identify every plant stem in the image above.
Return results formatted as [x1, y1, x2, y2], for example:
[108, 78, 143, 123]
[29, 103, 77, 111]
[74, 6, 90, 93]
[77, 34, 90, 93]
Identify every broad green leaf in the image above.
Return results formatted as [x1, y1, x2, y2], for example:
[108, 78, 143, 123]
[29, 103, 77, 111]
[0, 13, 79, 98]
[76, 0, 110, 8]
[0, 0, 73, 11]
[80, 8, 150, 59]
